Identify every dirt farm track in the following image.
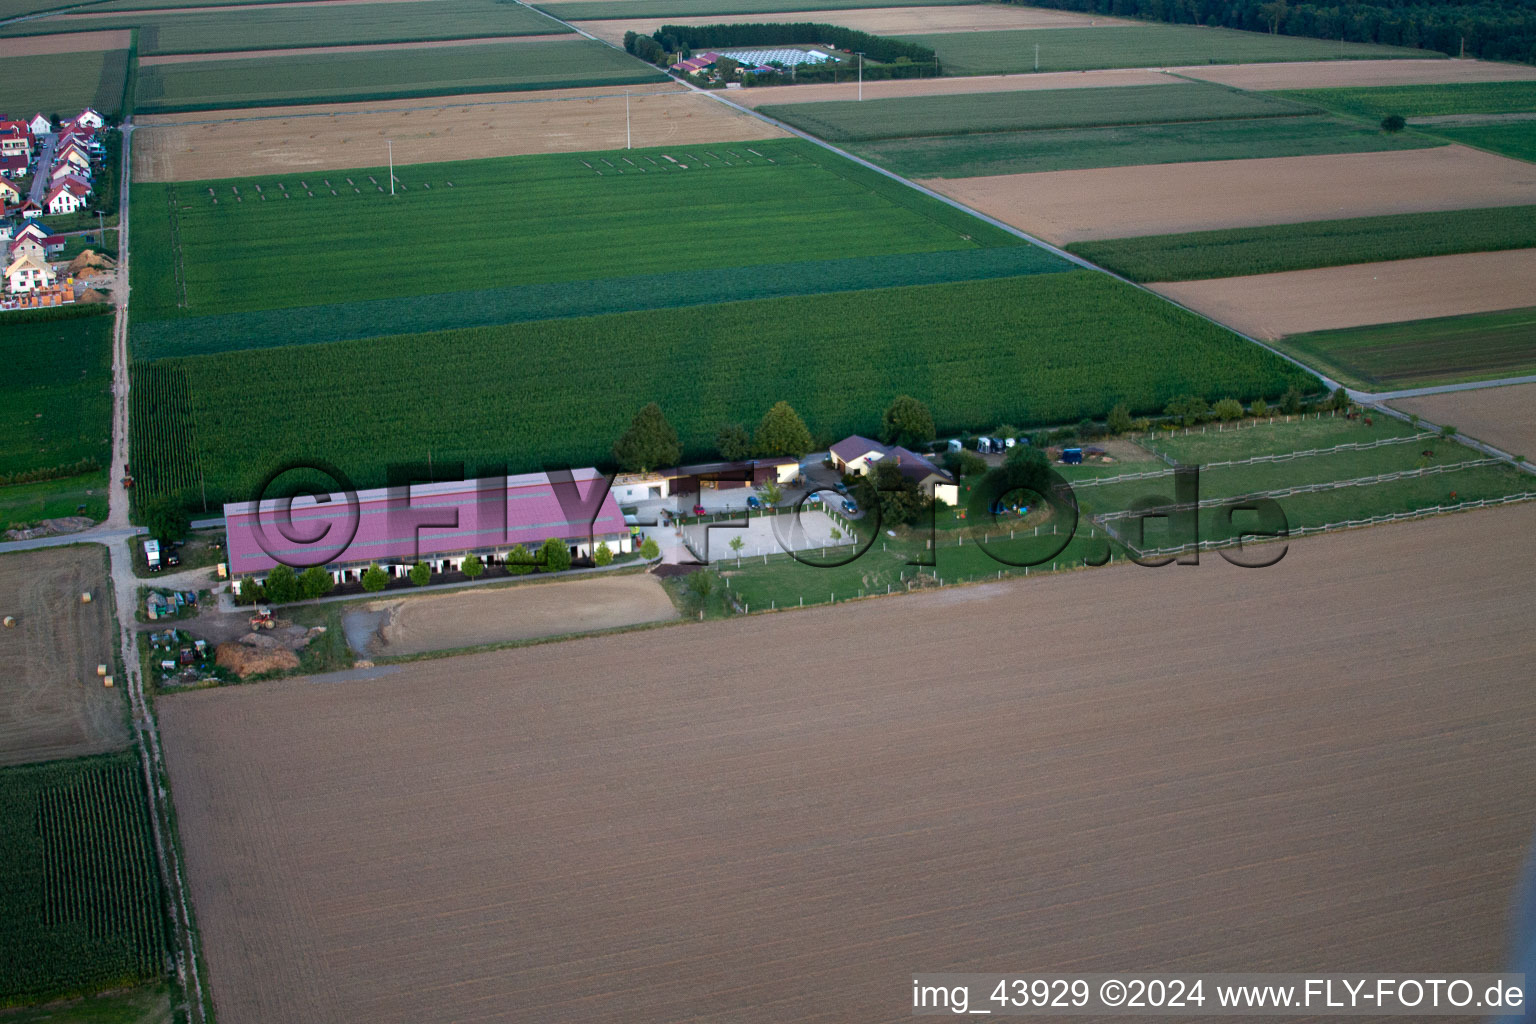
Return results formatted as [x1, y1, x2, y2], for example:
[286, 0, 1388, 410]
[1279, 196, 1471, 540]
[0, 546, 126, 767]
[159, 505, 1536, 1023]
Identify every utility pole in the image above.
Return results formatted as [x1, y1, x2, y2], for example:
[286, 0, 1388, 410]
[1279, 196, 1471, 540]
[97, 209, 104, 244]
[856, 51, 864, 100]
[625, 90, 632, 149]
[388, 140, 394, 196]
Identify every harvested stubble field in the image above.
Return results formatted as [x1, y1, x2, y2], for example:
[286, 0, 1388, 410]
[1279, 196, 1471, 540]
[896, 24, 1426, 76]
[851, 115, 1438, 178]
[8, 0, 568, 53]
[133, 37, 666, 113]
[0, 48, 129, 118]
[924, 145, 1536, 244]
[356, 574, 678, 657]
[0, 29, 131, 56]
[1150, 249, 1536, 340]
[573, 4, 1136, 45]
[131, 273, 1313, 506]
[0, 547, 126, 768]
[760, 80, 1312, 142]
[728, 67, 1172, 106]
[158, 503, 1536, 1024]
[132, 86, 779, 180]
[1177, 57, 1536, 91]
[1279, 307, 1536, 390]
[1068, 204, 1536, 282]
[1390, 383, 1536, 458]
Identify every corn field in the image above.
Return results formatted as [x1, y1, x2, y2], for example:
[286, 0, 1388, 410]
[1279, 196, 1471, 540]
[128, 362, 203, 507]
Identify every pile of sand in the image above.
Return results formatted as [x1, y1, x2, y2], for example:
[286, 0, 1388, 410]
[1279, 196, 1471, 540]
[3, 516, 96, 541]
[74, 288, 109, 304]
[68, 250, 116, 275]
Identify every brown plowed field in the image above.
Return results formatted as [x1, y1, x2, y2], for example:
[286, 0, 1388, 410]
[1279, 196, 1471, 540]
[727, 66, 1174, 106]
[1390, 383, 1536, 457]
[0, 546, 127, 767]
[574, 5, 1137, 46]
[1151, 249, 1536, 339]
[924, 145, 1536, 244]
[137, 34, 580, 64]
[0, 29, 131, 56]
[1176, 57, 1536, 90]
[132, 87, 784, 179]
[361, 573, 678, 656]
[159, 504, 1536, 1024]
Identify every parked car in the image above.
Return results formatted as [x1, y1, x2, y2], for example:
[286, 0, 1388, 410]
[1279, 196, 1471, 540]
[802, 491, 822, 506]
[841, 499, 859, 514]
[692, 503, 706, 516]
[833, 481, 849, 495]
[746, 495, 762, 510]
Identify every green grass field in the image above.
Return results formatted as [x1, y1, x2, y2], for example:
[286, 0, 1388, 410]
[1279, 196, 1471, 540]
[129, 139, 1022, 323]
[0, 314, 113, 483]
[1421, 120, 1536, 162]
[536, 0, 976, 17]
[846, 115, 1440, 177]
[0, 49, 128, 118]
[133, 37, 662, 112]
[1272, 307, 1536, 390]
[132, 246, 1068, 361]
[1274, 81, 1536, 119]
[130, 272, 1316, 507]
[0, 473, 110, 532]
[1067, 205, 1536, 282]
[760, 81, 1313, 142]
[892, 25, 1429, 76]
[4, 0, 567, 53]
[0, 752, 168, 1008]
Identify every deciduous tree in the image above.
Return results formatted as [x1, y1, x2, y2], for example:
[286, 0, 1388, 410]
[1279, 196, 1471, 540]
[753, 401, 814, 457]
[880, 395, 935, 448]
[613, 402, 681, 472]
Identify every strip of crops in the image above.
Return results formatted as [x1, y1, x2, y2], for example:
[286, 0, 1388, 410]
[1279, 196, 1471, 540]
[1067, 205, 1536, 282]
[1421, 121, 1536, 163]
[128, 139, 1019, 322]
[3, 0, 567, 52]
[538, 0, 976, 18]
[1273, 82, 1536, 119]
[655, 22, 933, 63]
[1272, 306, 1536, 390]
[128, 362, 203, 506]
[892, 25, 1425, 77]
[132, 246, 1068, 360]
[0, 49, 129, 118]
[848, 115, 1442, 178]
[0, 752, 168, 1007]
[159, 272, 1316, 509]
[132, 38, 665, 112]
[0, 314, 112, 481]
[761, 82, 1314, 143]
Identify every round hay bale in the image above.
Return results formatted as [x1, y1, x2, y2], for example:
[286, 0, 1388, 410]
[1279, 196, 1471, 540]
[3, 615, 14, 627]
[80, 591, 92, 603]
[103, 675, 114, 688]
[96, 664, 107, 676]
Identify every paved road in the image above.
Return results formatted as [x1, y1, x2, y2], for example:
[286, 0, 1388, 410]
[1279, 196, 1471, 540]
[1361, 373, 1536, 402]
[27, 132, 55, 206]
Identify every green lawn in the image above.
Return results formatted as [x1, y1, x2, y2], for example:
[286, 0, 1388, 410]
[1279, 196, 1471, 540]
[0, 473, 110, 531]
[0, 752, 168, 1008]
[4, 0, 567, 53]
[846, 115, 1440, 177]
[131, 271, 1316, 507]
[1421, 120, 1536, 162]
[537, 0, 977, 17]
[129, 139, 1022, 323]
[59, 231, 120, 263]
[0, 314, 113, 482]
[760, 81, 1312, 142]
[1273, 81, 1536, 119]
[132, 37, 664, 112]
[0, 983, 172, 1024]
[0, 49, 128, 119]
[1067, 205, 1536, 282]
[894, 25, 1429, 76]
[1272, 307, 1536, 390]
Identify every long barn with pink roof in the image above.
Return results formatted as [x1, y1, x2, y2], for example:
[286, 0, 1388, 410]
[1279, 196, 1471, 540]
[224, 468, 630, 584]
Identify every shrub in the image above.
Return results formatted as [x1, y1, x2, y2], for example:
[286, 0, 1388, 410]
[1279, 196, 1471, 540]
[409, 562, 431, 587]
[236, 576, 265, 605]
[263, 564, 298, 604]
[1212, 398, 1245, 421]
[1280, 386, 1305, 414]
[1381, 114, 1407, 133]
[506, 543, 534, 575]
[944, 450, 988, 478]
[1107, 402, 1133, 435]
[539, 537, 572, 573]
[594, 541, 614, 566]
[298, 566, 333, 600]
[462, 553, 484, 579]
[1250, 398, 1269, 418]
[360, 563, 389, 592]
[640, 537, 660, 560]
